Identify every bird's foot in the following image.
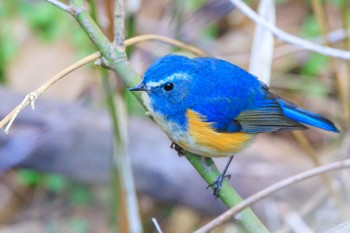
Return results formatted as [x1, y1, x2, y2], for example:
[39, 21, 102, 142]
[170, 142, 185, 157]
[207, 174, 231, 198]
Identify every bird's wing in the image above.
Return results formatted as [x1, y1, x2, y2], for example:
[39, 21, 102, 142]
[234, 99, 307, 133]
[190, 96, 306, 134]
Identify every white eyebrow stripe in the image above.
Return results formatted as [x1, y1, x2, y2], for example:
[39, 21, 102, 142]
[146, 73, 189, 88]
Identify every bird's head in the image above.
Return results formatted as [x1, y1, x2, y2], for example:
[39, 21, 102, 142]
[129, 55, 198, 115]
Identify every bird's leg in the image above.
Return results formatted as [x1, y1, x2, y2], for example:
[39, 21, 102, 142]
[170, 142, 185, 157]
[207, 155, 234, 198]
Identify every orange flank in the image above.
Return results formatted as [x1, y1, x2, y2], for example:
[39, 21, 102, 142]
[186, 109, 254, 154]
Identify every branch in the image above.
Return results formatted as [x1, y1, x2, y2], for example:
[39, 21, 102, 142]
[0, 34, 204, 133]
[186, 154, 269, 233]
[44, 0, 72, 14]
[195, 159, 350, 233]
[230, 0, 350, 60]
[125, 34, 206, 57]
[0, 52, 101, 133]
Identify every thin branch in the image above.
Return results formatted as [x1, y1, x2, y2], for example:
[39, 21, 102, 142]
[0, 52, 101, 133]
[44, 0, 72, 14]
[152, 218, 164, 233]
[124, 34, 206, 56]
[0, 34, 205, 133]
[195, 159, 350, 233]
[230, 0, 350, 60]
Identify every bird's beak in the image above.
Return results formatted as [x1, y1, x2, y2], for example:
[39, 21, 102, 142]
[128, 83, 148, 92]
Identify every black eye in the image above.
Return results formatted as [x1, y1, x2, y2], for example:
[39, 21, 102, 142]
[163, 83, 174, 91]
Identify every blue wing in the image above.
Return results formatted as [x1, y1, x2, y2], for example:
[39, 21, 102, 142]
[190, 93, 305, 134]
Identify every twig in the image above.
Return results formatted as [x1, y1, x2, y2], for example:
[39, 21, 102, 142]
[229, 0, 350, 60]
[0, 34, 204, 133]
[44, 0, 72, 14]
[195, 159, 350, 233]
[124, 34, 206, 57]
[0, 51, 101, 133]
[152, 218, 164, 233]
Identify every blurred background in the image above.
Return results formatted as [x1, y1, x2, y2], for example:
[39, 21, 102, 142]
[0, 0, 349, 232]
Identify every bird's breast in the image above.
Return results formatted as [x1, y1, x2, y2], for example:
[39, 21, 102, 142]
[185, 109, 255, 157]
[142, 93, 254, 157]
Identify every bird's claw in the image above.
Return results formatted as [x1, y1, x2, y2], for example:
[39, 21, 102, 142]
[170, 142, 185, 157]
[207, 174, 231, 198]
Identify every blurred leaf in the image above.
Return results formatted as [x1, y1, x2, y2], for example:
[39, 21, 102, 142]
[300, 53, 328, 76]
[17, 169, 41, 186]
[19, 2, 66, 41]
[69, 184, 91, 206]
[301, 15, 321, 38]
[202, 24, 219, 38]
[69, 218, 90, 233]
[187, 0, 208, 10]
[43, 174, 67, 193]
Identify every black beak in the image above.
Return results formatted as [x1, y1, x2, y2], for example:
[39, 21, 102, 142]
[128, 83, 148, 92]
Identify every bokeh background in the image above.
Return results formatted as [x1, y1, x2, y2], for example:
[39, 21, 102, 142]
[0, 0, 349, 232]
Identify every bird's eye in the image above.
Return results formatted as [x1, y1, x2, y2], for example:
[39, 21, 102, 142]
[163, 83, 174, 91]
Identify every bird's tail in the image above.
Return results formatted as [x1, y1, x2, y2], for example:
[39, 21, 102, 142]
[277, 99, 339, 133]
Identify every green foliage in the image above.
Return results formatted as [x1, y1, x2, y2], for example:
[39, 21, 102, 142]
[186, 0, 208, 10]
[69, 218, 90, 233]
[19, 3, 65, 41]
[17, 169, 41, 186]
[17, 169, 68, 193]
[202, 24, 219, 39]
[299, 14, 328, 81]
[69, 183, 92, 206]
[43, 174, 68, 193]
[300, 53, 328, 76]
[301, 15, 321, 38]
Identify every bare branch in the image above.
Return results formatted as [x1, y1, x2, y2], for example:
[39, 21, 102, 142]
[230, 0, 350, 60]
[0, 52, 101, 133]
[0, 34, 205, 133]
[125, 34, 206, 56]
[195, 159, 350, 233]
[152, 218, 164, 233]
[44, 0, 72, 14]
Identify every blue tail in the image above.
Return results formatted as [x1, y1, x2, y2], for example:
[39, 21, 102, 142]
[277, 99, 339, 133]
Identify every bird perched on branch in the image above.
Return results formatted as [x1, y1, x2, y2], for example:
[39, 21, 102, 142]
[129, 54, 339, 197]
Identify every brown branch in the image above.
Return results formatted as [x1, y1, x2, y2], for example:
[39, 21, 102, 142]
[0, 34, 204, 133]
[195, 159, 350, 233]
[125, 34, 206, 57]
[0, 52, 101, 133]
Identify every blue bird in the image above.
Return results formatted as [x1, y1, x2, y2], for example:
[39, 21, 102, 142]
[129, 54, 339, 196]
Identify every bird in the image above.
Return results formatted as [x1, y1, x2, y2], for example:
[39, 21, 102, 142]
[129, 54, 339, 197]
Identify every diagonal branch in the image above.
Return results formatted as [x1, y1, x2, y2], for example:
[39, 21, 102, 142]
[0, 52, 101, 133]
[230, 0, 350, 60]
[0, 35, 204, 133]
[195, 159, 350, 233]
[45, 0, 72, 14]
